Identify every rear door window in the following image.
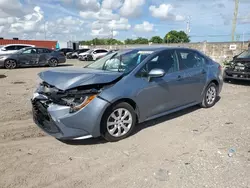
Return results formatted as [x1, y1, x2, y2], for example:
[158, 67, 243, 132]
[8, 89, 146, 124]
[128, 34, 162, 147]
[5, 45, 16, 51]
[176, 49, 206, 70]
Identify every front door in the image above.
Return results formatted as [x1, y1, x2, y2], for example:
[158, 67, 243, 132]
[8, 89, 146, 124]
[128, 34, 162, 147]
[175, 49, 207, 105]
[135, 50, 182, 120]
[18, 48, 38, 66]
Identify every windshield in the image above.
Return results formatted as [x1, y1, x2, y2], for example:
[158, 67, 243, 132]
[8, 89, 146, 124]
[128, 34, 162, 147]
[237, 50, 250, 58]
[85, 49, 154, 72]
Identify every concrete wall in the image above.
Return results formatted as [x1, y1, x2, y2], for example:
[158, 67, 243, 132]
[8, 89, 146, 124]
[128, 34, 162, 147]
[91, 41, 249, 64]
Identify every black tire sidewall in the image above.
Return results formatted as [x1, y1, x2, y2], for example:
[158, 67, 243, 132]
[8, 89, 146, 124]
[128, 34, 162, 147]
[101, 102, 136, 142]
[202, 83, 218, 108]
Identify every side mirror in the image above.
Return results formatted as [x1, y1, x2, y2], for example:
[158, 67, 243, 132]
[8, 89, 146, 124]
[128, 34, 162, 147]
[93, 51, 97, 54]
[1, 47, 6, 51]
[148, 68, 165, 81]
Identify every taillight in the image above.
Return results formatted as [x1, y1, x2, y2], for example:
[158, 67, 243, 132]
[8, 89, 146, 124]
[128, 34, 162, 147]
[218, 64, 222, 70]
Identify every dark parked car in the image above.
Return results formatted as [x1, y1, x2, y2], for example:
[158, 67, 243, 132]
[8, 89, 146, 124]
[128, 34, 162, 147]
[223, 50, 250, 81]
[31, 47, 223, 142]
[0, 47, 66, 69]
[57, 48, 74, 56]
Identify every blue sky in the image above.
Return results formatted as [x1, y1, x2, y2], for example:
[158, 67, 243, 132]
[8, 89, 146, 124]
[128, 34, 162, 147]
[0, 0, 250, 42]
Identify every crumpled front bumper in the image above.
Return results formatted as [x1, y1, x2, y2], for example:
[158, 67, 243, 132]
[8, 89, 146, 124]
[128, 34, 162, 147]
[31, 93, 110, 140]
[224, 68, 250, 81]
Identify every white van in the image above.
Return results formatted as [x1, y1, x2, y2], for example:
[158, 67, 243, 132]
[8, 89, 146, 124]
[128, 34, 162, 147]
[0, 44, 35, 54]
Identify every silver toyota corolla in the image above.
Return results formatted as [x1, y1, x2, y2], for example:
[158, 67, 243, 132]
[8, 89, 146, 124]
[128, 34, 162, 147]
[31, 47, 223, 142]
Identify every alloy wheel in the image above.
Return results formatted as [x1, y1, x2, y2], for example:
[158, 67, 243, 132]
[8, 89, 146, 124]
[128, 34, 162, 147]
[107, 108, 133, 137]
[49, 59, 58, 67]
[5, 60, 17, 69]
[206, 85, 217, 105]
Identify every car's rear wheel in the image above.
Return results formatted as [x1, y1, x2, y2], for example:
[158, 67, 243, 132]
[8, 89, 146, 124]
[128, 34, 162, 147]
[200, 82, 218, 108]
[4, 59, 17, 69]
[48, 58, 58, 67]
[101, 102, 136, 142]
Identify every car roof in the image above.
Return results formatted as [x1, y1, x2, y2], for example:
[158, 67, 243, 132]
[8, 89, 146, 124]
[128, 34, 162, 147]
[123, 46, 201, 52]
[4, 44, 35, 47]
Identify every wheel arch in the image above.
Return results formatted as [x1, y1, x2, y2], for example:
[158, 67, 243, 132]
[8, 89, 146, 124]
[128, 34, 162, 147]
[200, 79, 220, 100]
[100, 97, 140, 128]
[4, 58, 17, 68]
[48, 57, 58, 62]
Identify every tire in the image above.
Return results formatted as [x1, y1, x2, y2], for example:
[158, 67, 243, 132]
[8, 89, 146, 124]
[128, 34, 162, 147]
[4, 59, 17, 69]
[200, 82, 218, 108]
[86, 55, 93, 61]
[101, 102, 136, 142]
[48, 58, 58, 67]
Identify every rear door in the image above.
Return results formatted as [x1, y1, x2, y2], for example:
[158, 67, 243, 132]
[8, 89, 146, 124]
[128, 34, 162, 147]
[175, 49, 207, 104]
[37, 48, 51, 65]
[18, 48, 39, 66]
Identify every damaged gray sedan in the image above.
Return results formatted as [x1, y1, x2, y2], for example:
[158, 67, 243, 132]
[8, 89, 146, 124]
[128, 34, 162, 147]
[31, 47, 223, 142]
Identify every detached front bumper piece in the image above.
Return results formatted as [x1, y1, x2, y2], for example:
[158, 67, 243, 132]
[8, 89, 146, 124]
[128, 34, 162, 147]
[31, 94, 110, 140]
[224, 69, 250, 81]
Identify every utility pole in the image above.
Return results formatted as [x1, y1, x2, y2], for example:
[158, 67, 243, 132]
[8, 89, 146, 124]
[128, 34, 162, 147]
[232, 0, 239, 41]
[186, 16, 191, 35]
[110, 28, 114, 39]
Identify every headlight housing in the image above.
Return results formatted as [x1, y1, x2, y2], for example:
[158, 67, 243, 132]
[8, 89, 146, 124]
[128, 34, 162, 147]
[61, 94, 97, 113]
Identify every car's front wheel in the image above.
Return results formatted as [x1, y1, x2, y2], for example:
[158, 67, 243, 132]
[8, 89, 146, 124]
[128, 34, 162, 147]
[200, 82, 218, 108]
[101, 102, 136, 142]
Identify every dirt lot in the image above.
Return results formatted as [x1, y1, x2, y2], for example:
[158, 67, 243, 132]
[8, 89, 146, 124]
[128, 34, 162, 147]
[0, 59, 250, 188]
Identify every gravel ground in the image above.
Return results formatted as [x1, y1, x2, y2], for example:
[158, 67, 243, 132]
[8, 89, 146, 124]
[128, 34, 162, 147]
[0, 59, 249, 188]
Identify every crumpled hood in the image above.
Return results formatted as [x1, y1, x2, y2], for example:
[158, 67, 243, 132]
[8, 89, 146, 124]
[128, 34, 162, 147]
[38, 67, 123, 91]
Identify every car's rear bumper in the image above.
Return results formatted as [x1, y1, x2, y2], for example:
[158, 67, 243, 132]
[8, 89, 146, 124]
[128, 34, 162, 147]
[58, 57, 66, 64]
[224, 69, 250, 81]
[31, 94, 110, 140]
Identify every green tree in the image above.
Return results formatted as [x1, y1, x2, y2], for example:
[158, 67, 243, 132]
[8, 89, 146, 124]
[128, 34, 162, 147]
[164, 30, 190, 43]
[124, 38, 135, 44]
[150, 36, 163, 44]
[134, 37, 149, 44]
[80, 38, 123, 45]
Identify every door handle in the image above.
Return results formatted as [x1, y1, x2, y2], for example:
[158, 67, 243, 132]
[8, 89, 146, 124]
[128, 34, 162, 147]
[201, 69, 206, 74]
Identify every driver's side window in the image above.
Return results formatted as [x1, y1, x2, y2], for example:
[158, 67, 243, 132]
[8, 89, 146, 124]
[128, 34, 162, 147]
[137, 50, 178, 77]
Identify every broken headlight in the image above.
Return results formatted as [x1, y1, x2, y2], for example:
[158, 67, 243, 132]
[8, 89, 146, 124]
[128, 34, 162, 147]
[61, 94, 97, 113]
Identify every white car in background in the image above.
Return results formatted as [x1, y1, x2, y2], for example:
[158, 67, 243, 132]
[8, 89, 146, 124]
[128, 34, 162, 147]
[78, 48, 109, 61]
[0, 44, 35, 54]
